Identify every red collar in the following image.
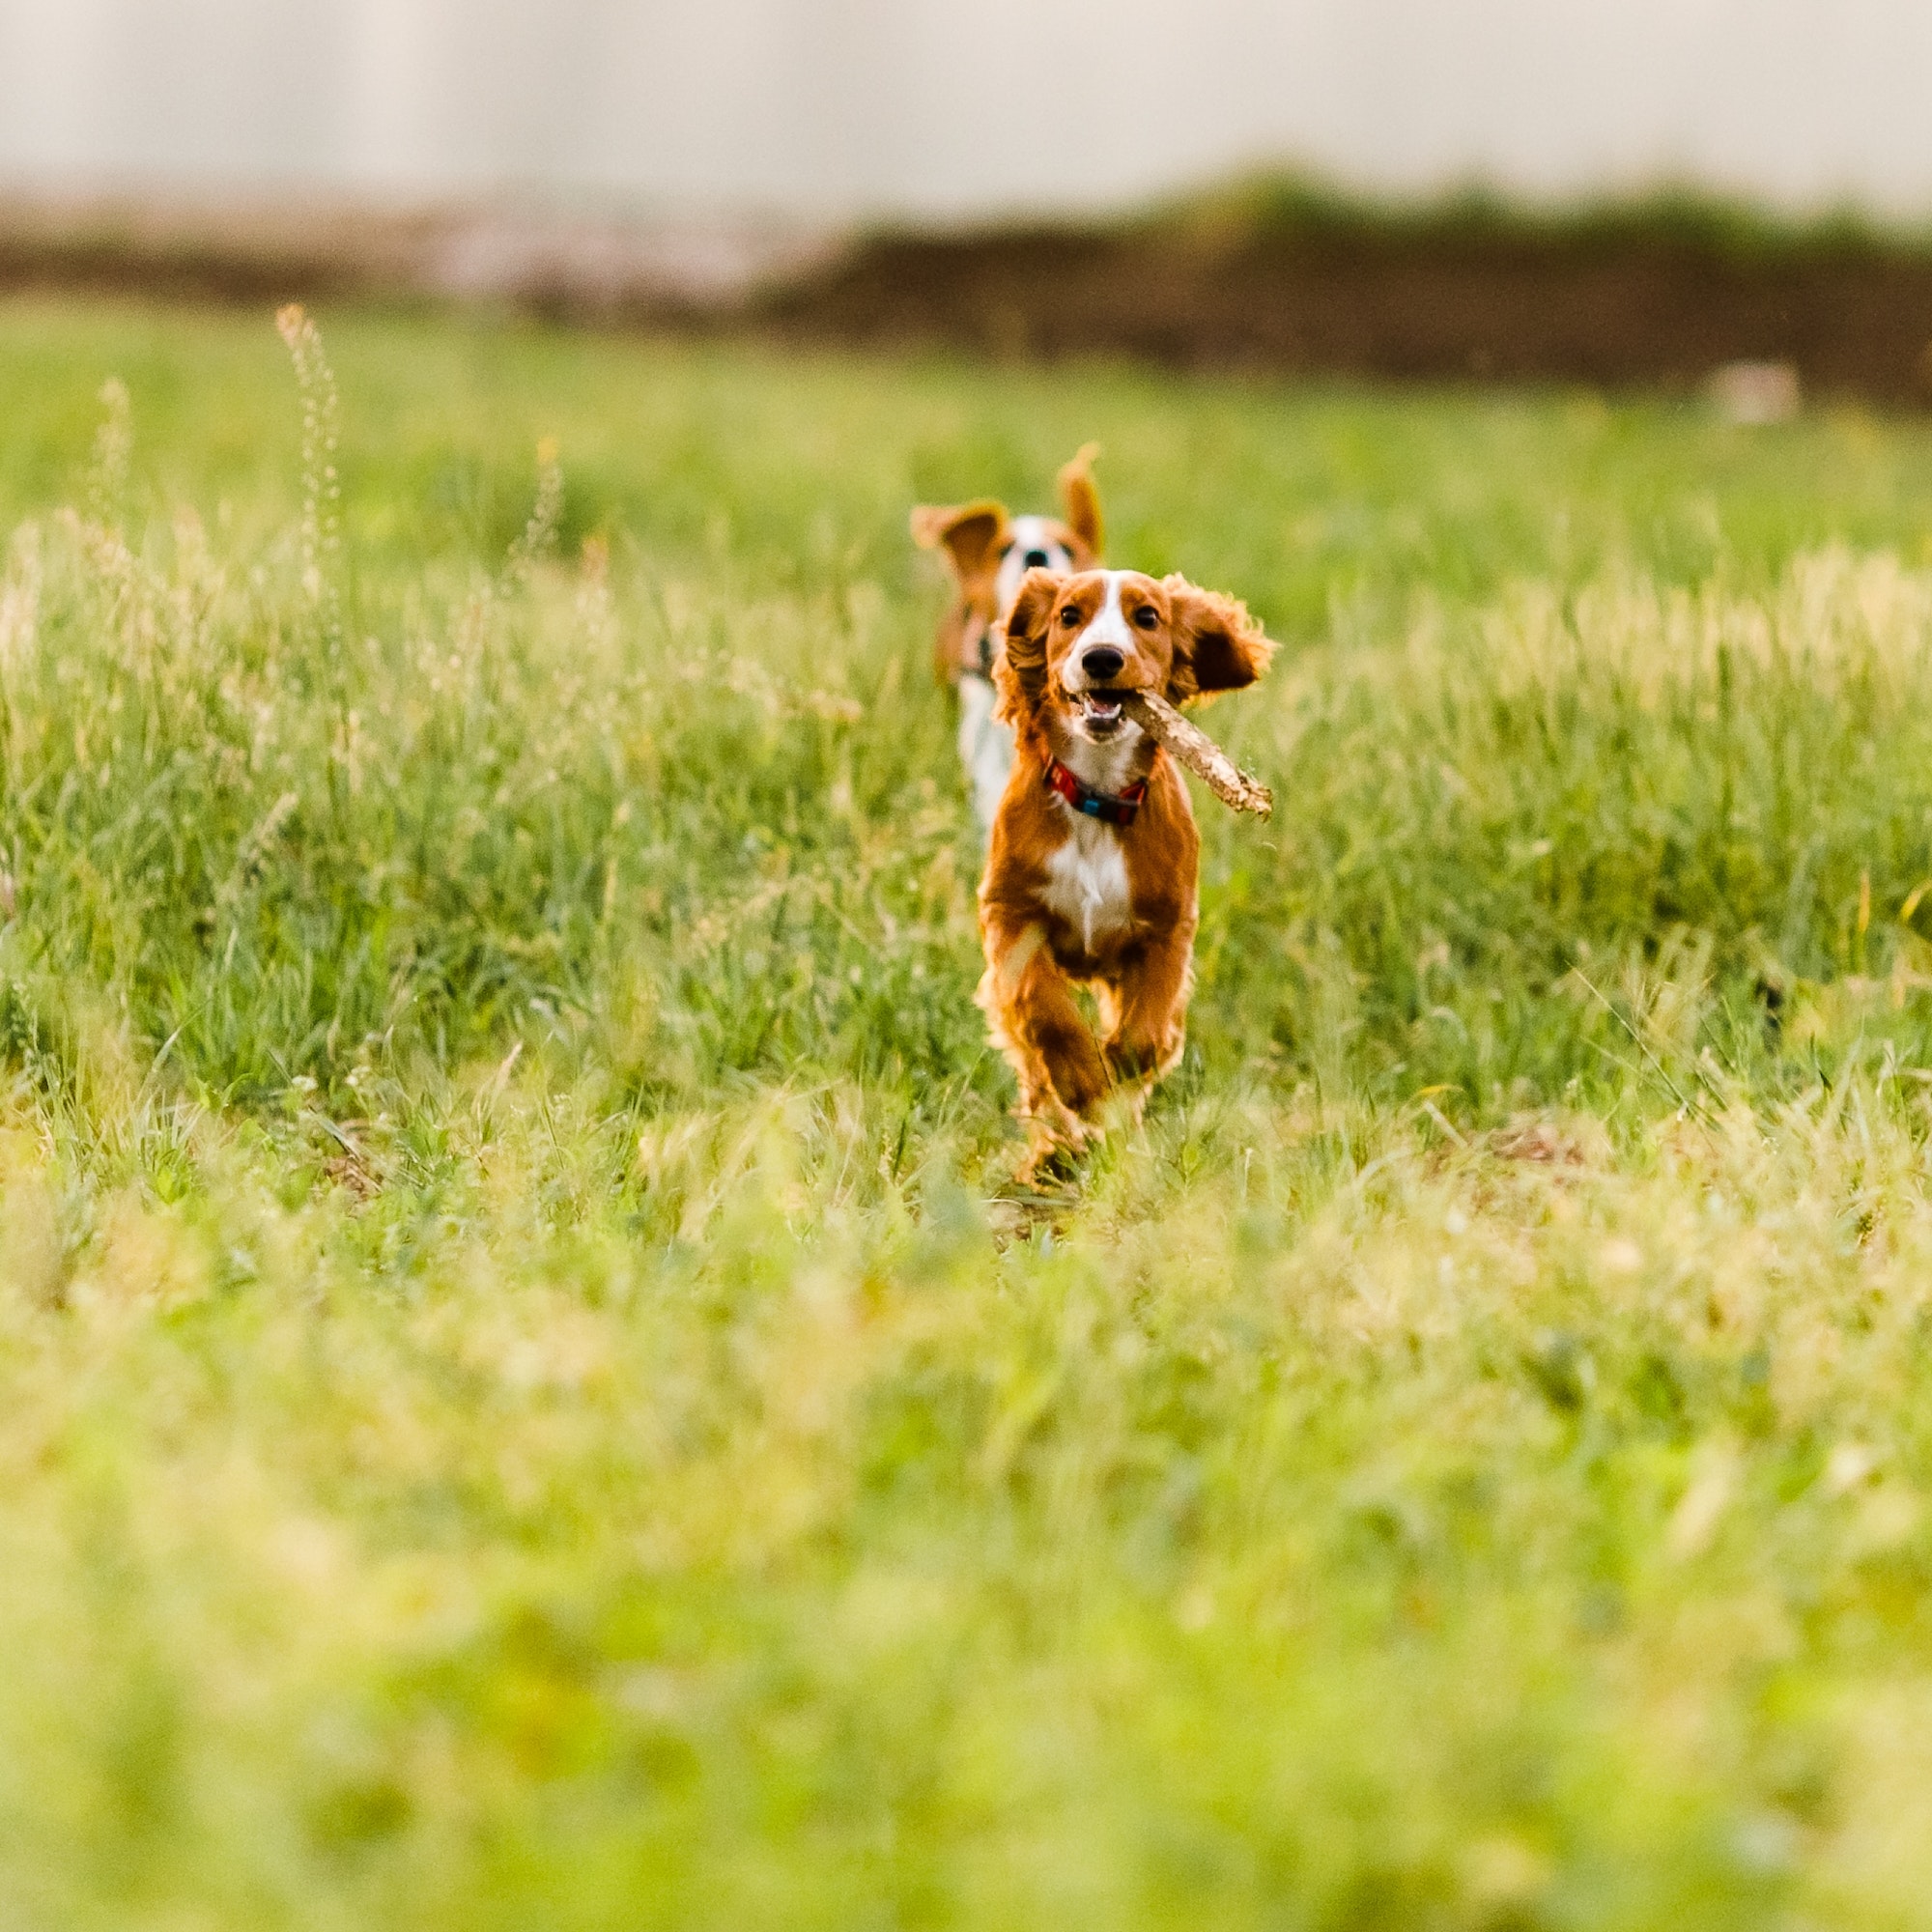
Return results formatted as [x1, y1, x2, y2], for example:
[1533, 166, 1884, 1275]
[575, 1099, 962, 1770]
[1045, 756, 1149, 826]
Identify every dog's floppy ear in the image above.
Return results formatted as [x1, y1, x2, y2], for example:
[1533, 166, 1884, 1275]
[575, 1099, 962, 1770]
[1057, 442, 1103, 558]
[1163, 576, 1276, 705]
[910, 498, 1012, 587]
[994, 568, 1064, 724]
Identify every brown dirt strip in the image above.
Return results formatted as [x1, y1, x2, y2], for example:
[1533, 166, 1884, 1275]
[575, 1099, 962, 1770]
[8, 201, 1932, 403]
[760, 224, 1932, 404]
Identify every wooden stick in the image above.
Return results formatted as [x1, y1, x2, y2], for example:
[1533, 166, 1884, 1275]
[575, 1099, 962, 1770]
[1121, 691, 1274, 819]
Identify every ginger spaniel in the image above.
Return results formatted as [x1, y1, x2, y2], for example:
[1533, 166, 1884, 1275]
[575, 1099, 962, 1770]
[910, 445, 1104, 833]
[977, 567, 1274, 1173]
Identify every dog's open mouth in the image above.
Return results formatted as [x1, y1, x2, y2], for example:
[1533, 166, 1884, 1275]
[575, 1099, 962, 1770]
[1079, 692, 1124, 731]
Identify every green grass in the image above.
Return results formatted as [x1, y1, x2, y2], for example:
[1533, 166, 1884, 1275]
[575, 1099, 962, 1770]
[13, 292, 1932, 1928]
[1141, 167, 1932, 263]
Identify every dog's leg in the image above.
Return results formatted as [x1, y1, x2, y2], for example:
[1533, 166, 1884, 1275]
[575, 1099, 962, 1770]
[978, 921, 1108, 1173]
[1100, 936, 1194, 1120]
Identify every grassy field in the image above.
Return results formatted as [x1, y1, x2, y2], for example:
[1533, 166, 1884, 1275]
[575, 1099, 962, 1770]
[14, 293, 1932, 1928]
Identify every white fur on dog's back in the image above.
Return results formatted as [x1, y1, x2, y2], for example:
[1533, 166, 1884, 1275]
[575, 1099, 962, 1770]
[958, 670, 1016, 836]
[964, 518, 1075, 834]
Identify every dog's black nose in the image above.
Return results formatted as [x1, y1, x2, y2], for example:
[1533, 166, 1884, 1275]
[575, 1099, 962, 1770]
[1082, 646, 1124, 682]
[1023, 549, 1053, 570]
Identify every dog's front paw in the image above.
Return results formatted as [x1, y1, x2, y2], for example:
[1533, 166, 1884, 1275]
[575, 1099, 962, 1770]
[1102, 1028, 1182, 1095]
[1015, 1102, 1094, 1183]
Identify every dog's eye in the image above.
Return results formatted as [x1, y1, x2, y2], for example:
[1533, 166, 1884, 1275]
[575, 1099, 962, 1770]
[1059, 607, 1082, 626]
[1132, 606, 1159, 630]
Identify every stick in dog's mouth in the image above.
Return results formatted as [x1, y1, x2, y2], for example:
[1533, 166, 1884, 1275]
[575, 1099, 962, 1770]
[1120, 691, 1273, 818]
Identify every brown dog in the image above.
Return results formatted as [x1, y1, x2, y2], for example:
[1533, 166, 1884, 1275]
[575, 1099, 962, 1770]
[977, 568, 1274, 1172]
[910, 446, 1104, 832]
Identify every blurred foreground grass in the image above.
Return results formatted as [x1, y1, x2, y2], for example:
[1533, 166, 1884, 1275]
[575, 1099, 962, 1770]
[10, 295, 1932, 1927]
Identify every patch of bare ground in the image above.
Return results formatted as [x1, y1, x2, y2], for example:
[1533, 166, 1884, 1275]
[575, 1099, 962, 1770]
[761, 219, 1932, 404]
[12, 189, 1932, 402]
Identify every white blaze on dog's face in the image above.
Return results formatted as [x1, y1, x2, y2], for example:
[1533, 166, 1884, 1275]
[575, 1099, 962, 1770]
[1054, 571, 1172, 745]
[993, 516, 1077, 622]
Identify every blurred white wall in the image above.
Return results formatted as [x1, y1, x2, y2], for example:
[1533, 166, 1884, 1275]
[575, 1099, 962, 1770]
[4, 0, 1932, 221]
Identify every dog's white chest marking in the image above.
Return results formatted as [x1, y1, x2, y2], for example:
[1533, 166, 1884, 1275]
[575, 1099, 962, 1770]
[1042, 814, 1131, 952]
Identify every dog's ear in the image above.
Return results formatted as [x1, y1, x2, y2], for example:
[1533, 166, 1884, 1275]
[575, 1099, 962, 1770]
[910, 499, 1011, 587]
[1057, 443, 1103, 558]
[994, 568, 1063, 723]
[1163, 577, 1276, 705]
